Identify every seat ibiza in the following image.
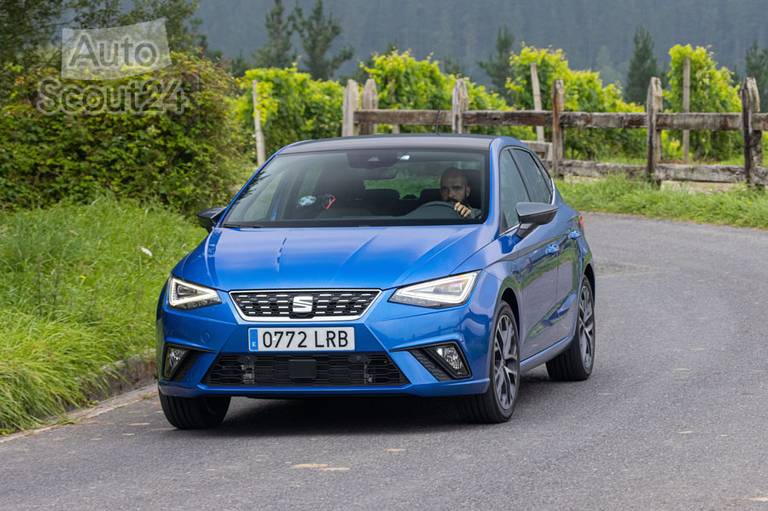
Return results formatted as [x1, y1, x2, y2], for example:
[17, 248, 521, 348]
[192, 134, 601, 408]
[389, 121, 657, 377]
[157, 135, 595, 428]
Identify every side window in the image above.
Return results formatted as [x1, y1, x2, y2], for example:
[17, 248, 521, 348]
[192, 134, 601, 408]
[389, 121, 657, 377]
[513, 149, 552, 203]
[499, 149, 530, 227]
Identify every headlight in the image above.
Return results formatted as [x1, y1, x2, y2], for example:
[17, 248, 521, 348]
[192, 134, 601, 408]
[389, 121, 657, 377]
[389, 271, 479, 308]
[167, 276, 221, 310]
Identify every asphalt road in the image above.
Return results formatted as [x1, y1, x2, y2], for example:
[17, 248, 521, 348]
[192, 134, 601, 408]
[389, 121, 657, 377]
[2, 213, 768, 511]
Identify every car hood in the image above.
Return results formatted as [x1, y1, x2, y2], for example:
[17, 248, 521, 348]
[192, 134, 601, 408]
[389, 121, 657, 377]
[178, 225, 490, 291]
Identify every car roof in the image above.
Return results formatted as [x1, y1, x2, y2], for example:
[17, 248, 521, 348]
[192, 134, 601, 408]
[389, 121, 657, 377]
[280, 134, 520, 154]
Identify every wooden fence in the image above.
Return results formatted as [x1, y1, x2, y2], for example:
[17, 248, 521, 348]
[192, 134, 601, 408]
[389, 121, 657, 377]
[336, 76, 767, 187]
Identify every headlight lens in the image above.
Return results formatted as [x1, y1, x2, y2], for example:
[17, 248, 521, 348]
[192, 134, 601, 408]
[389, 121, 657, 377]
[167, 276, 221, 310]
[389, 271, 479, 308]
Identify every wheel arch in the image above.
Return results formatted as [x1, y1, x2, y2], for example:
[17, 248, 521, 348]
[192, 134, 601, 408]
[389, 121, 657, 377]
[584, 262, 596, 296]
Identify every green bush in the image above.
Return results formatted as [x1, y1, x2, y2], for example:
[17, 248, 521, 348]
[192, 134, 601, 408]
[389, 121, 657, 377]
[666, 45, 742, 161]
[507, 46, 645, 159]
[237, 67, 344, 158]
[0, 53, 247, 214]
[361, 50, 533, 139]
[0, 197, 202, 433]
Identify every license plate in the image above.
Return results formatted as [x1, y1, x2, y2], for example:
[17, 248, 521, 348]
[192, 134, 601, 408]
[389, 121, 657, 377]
[248, 327, 355, 352]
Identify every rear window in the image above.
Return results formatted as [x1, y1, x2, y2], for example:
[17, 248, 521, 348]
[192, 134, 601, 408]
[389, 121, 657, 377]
[223, 148, 489, 227]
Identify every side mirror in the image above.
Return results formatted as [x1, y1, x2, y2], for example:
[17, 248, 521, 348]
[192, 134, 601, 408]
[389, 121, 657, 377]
[196, 207, 226, 232]
[515, 202, 557, 237]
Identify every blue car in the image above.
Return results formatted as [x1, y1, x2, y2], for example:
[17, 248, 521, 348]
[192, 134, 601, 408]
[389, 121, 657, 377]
[157, 135, 595, 428]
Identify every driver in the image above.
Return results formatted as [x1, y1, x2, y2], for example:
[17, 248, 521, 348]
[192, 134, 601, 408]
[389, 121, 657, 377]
[440, 167, 482, 219]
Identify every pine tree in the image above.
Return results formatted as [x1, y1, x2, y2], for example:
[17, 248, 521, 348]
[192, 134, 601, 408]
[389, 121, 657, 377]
[746, 41, 768, 97]
[477, 25, 514, 101]
[292, 0, 352, 80]
[625, 26, 659, 104]
[253, 0, 295, 68]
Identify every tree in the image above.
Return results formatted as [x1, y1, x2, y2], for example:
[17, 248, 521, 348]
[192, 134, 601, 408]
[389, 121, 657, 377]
[477, 25, 514, 101]
[625, 27, 658, 104]
[440, 56, 465, 76]
[746, 41, 768, 99]
[291, 0, 352, 80]
[67, 0, 201, 51]
[0, 0, 63, 65]
[253, 0, 295, 68]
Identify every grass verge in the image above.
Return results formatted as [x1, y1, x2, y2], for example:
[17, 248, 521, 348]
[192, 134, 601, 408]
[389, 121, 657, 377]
[557, 175, 768, 229]
[0, 198, 202, 433]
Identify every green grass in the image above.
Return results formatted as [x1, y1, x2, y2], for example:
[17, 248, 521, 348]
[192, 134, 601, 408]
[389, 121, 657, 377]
[558, 175, 768, 229]
[0, 198, 202, 433]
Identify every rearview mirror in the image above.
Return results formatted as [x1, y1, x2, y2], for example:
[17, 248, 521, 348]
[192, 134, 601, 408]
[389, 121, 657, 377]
[515, 202, 558, 237]
[197, 207, 226, 232]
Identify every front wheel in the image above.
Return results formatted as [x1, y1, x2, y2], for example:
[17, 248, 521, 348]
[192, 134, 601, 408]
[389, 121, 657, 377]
[458, 302, 520, 423]
[159, 391, 230, 429]
[546, 277, 595, 381]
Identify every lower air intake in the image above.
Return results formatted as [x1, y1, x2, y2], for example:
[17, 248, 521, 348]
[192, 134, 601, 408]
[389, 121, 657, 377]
[204, 353, 408, 387]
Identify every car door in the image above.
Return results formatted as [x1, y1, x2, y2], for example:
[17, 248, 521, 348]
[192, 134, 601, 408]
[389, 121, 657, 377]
[497, 148, 560, 360]
[512, 148, 574, 348]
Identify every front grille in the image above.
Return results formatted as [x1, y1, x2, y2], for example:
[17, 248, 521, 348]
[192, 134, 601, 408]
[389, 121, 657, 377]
[205, 353, 408, 387]
[230, 289, 380, 320]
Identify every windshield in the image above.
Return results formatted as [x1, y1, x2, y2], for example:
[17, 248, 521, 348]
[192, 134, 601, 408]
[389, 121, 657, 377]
[223, 147, 489, 227]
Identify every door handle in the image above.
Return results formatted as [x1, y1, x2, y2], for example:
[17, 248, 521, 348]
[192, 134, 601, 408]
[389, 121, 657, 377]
[545, 243, 560, 255]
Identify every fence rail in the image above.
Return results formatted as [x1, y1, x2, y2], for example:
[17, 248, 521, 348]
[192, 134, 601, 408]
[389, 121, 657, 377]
[337, 76, 767, 187]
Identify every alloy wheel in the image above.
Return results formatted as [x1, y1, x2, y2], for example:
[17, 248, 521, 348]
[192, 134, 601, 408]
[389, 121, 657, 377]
[493, 313, 519, 410]
[578, 282, 595, 371]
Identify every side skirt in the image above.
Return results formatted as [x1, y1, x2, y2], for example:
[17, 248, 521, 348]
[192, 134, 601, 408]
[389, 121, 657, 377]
[520, 333, 573, 373]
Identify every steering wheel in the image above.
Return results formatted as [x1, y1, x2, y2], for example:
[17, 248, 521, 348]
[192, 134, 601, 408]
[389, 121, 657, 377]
[406, 200, 463, 219]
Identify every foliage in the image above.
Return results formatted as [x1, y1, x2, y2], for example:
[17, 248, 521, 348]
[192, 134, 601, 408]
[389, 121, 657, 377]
[66, 0, 201, 51]
[558, 175, 768, 229]
[477, 25, 515, 101]
[507, 46, 644, 159]
[238, 66, 343, 157]
[0, 52, 248, 213]
[0, 197, 203, 433]
[745, 42, 768, 102]
[666, 44, 741, 160]
[253, 0, 296, 69]
[292, 0, 352, 80]
[361, 50, 532, 139]
[625, 27, 659, 103]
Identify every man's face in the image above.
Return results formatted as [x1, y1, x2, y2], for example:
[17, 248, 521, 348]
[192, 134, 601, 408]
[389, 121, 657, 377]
[440, 175, 470, 203]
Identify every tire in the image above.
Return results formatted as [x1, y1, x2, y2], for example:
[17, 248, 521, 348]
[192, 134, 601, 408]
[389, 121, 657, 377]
[159, 391, 230, 429]
[546, 277, 595, 381]
[458, 302, 520, 423]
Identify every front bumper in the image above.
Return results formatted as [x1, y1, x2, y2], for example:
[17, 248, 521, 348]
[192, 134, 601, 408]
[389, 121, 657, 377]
[156, 272, 500, 398]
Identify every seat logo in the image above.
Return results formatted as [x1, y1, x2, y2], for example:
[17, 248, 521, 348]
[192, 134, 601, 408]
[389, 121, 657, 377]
[291, 295, 313, 315]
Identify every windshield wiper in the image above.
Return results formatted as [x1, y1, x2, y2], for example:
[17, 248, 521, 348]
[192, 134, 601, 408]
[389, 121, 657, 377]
[221, 222, 263, 228]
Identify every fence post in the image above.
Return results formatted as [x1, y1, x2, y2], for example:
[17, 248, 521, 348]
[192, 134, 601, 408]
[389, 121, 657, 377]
[551, 79, 565, 177]
[645, 77, 663, 182]
[342, 79, 359, 137]
[251, 80, 265, 166]
[682, 58, 691, 162]
[359, 79, 378, 135]
[741, 77, 762, 186]
[451, 78, 469, 134]
[531, 62, 545, 142]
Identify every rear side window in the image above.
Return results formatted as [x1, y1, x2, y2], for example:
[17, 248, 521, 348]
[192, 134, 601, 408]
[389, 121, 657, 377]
[513, 149, 552, 203]
[499, 149, 530, 227]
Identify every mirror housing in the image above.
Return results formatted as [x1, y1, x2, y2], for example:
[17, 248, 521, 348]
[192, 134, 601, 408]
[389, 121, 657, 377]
[515, 202, 558, 237]
[196, 207, 226, 232]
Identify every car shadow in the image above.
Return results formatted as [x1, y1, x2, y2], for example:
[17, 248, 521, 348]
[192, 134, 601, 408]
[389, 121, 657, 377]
[182, 369, 561, 438]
